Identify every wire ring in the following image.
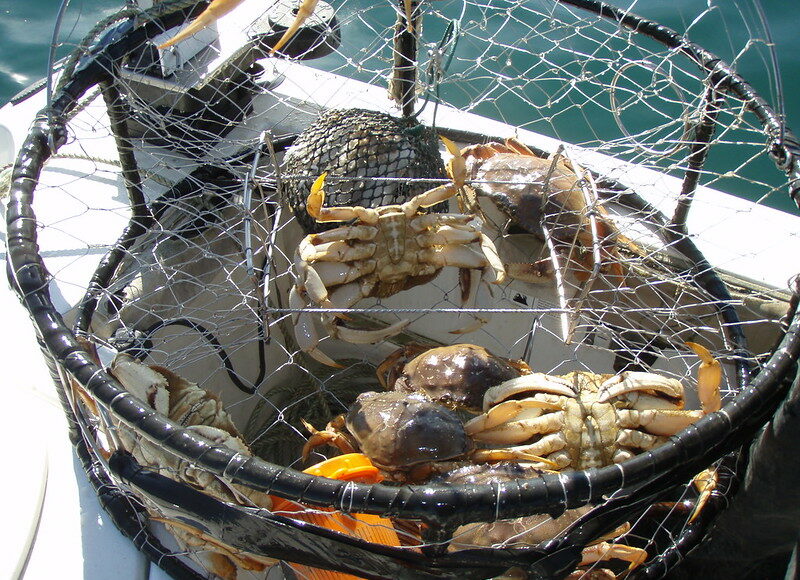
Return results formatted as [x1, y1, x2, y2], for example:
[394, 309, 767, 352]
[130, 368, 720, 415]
[609, 58, 696, 157]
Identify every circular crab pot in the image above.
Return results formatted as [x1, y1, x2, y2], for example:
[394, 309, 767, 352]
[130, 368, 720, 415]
[6, 1, 800, 579]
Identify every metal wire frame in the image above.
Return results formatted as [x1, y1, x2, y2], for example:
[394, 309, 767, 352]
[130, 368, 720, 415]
[5, 0, 800, 578]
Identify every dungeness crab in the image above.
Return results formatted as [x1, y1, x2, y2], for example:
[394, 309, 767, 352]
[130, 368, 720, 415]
[377, 343, 531, 410]
[436, 463, 647, 575]
[302, 390, 553, 482]
[291, 139, 506, 366]
[458, 138, 625, 284]
[464, 342, 722, 470]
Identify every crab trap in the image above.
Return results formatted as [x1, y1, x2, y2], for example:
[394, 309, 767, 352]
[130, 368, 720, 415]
[5, 0, 800, 578]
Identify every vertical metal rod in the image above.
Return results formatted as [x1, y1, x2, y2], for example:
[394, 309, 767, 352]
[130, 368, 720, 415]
[560, 147, 602, 343]
[670, 86, 723, 233]
[542, 145, 572, 343]
[243, 132, 268, 278]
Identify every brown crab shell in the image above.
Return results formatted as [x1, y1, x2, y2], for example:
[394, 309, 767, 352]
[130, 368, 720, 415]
[463, 147, 588, 243]
[393, 344, 529, 412]
[345, 391, 470, 471]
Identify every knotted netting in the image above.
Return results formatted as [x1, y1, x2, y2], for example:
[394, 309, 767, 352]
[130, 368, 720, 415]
[5, 0, 800, 578]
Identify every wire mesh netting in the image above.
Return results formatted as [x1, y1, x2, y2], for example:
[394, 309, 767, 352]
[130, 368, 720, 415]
[5, 0, 800, 578]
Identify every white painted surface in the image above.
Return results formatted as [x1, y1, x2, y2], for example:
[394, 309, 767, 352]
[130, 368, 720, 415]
[0, 278, 149, 580]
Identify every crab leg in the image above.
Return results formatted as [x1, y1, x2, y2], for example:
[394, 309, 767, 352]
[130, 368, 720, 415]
[446, 268, 484, 335]
[397, 137, 466, 215]
[301, 240, 377, 262]
[302, 225, 378, 245]
[270, 0, 320, 55]
[301, 418, 357, 460]
[689, 467, 717, 522]
[580, 542, 647, 569]
[503, 137, 537, 157]
[598, 372, 684, 404]
[416, 225, 481, 248]
[451, 254, 503, 334]
[478, 232, 505, 284]
[483, 374, 577, 409]
[294, 257, 332, 307]
[333, 319, 411, 344]
[416, 220, 505, 283]
[409, 214, 473, 230]
[289, 286, 342, 368]
[467, 407, 564, 445]
[309, 260, 377, 288]
[306, 174, 379, 223]
[504, 259, 556, 284]
[471, 448, 559, 469]
[402, 181, 459, 215]
[157, 0, 244, 49]
[473, 432, 568, 466]
[616, 408, 702, 437]
[616, 427, 668, 450]
[324, 283, 412, 344]
[686, 342, 722, 413]
[465, 399, 561, 433]
[423, 244, 487, 270]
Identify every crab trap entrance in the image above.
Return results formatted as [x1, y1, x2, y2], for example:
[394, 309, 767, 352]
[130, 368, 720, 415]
[5, 0, 800, 578]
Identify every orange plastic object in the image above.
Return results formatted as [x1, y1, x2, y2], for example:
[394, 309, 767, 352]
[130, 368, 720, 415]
[304, 453, 384, 482]
[270, 454, 400, 579]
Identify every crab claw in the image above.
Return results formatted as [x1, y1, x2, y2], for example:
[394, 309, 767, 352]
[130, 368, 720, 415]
[441, 136, 466, 189]
[305, 172, 327, 219]
[289, 286, 342, 368]
[689, 467, 718, 523]
[301, 418, 356, 460]
[686, 342, 722, 413]
[580, 542, 648, 570]
[158, 0, 245, 49]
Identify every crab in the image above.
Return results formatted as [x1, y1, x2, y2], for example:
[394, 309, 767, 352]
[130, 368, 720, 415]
[463, 342, 722, 470]
[377, 343, 531, 411]
[458, 137, 625, 284]
[302, 391, 553, 482]
[435, 463, 647, 575]
[110, 354, 278, 579]
[291, 141, 506, 367]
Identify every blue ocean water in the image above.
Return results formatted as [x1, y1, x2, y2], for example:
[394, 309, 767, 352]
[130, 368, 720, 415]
[0, 0, 797, 211]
